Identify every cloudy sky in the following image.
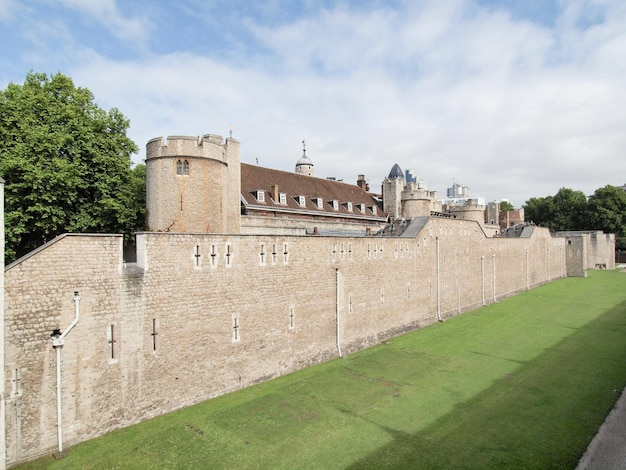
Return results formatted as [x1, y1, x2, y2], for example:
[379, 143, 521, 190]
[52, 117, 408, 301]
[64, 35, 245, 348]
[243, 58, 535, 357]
[2, 0, 625, 207]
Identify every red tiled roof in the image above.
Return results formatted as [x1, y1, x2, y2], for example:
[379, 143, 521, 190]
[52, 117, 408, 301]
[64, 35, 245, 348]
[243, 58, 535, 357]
[241, 163, 386, 221]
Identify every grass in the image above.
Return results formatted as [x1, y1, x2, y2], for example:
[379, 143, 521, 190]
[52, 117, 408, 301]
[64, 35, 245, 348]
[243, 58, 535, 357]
[18, 270, 626, 469]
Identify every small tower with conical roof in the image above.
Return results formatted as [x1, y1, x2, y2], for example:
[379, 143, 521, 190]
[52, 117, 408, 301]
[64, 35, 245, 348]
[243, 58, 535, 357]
[295, 140, 314, 176]
[382, 163, 405, 220]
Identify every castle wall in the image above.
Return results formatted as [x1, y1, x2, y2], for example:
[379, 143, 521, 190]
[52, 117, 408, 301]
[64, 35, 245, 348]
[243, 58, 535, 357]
[563, 236, 587, 277]
[558, 231, 615, 271]
[2, 220, 580, 465]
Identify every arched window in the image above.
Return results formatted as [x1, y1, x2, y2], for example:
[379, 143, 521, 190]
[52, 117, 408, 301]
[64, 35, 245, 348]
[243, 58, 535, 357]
[176, 160, 182, 175]
[183, 160, 189, 175]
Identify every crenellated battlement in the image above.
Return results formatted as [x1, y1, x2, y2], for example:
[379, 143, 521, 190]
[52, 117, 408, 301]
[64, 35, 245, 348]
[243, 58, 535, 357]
[146, 133, 238, 162]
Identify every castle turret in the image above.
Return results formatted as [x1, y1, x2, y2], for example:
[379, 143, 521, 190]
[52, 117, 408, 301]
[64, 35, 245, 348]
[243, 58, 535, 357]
[382, 163, 404, 220]
[146, 133, 241, 233]
[295, 140, 314, 176]
[401, 183, 441, 218]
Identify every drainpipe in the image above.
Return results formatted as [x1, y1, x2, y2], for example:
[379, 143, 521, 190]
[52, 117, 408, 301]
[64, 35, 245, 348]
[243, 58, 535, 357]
[526, 249, 530, 290]
[50, 292, 81, 454]
[436, 237, 442, 322]
[335, 269, 342, 358]
[492, 254, 497, 302]
[481, 255, 485, 306]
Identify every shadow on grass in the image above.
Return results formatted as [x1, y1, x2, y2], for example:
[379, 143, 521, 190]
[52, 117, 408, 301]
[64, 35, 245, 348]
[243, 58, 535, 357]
[346, 300, 626, 470]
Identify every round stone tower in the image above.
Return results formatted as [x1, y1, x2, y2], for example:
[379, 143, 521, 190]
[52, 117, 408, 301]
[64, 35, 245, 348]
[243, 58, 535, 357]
[145, 133, 241, 233]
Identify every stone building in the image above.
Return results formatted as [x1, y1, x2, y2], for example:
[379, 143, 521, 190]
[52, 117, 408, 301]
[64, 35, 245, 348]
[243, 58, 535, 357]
[0, 133, 616, 467]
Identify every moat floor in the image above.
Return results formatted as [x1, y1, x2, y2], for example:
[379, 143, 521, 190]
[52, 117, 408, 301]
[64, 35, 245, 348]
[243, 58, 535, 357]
[576, 386, 626, 470]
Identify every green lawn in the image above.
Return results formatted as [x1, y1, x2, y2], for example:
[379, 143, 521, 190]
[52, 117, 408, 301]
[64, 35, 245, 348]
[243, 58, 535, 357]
[19, 270, 626, 469]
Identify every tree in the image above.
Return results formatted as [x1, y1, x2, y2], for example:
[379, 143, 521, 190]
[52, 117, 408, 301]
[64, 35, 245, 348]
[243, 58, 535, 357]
[583, 185, 626, 250]
[551, 187, 588, 231]
[523, 195, 555, 229]
[499, 200, 514, 212]
[523, 187, 587, 232]
[130, 163, 146, 229]
[0, 72, 140, 263]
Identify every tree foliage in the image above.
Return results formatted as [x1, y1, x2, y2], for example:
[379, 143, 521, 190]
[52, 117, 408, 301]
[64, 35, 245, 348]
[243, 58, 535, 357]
[523, 185, 626, 250]
[0, 72, 143, 263]
[499, 200, 514, 212]
[584, 185, 626, 249]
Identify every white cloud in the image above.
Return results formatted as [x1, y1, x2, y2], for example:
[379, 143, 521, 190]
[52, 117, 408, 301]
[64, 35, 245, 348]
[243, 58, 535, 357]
[58, 0, 152, 47]
[7, 0, 626, 207]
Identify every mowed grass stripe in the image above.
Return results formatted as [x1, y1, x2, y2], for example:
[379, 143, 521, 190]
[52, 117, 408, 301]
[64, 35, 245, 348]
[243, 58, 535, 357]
[19, 270, 626, 469]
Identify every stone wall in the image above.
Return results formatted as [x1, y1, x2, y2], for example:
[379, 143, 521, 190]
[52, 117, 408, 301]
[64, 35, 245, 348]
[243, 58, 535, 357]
[1, 218, 592, 466]
[558, 231, 616, 271]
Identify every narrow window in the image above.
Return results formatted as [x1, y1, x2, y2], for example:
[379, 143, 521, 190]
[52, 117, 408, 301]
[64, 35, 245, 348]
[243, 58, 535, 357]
[232, 317, 240, 343]
[332, 243, 337, 261]
[225, 244, 233, 267]
[340, 243, 345, 260]
[283, 243, 289, 264]
[210, 244, 218, 268]
[108, 325, 117, 359]
[407, 282, 411, 299]
[348, 243, 352, 260]
[380, 288, 385, 305]
[289, 307, 295, 330]
[259, 244, 266, 265]
[183, 160, 189, 175]
[272, 244, 277, 264]
[151, 318, 158, 353]
[349, 294, 353, 313]
[11, 368, 22, 398]
[194, 244, 201, 268]
[176, 160, 182, 175]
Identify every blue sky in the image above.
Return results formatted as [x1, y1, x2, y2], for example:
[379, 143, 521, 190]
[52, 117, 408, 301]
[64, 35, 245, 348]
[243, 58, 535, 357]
[2, 0, 625, 207]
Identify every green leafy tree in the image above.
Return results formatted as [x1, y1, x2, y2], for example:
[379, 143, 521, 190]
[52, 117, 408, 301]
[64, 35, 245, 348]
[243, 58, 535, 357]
[551, 187, 588, 231]
[0, 72, 141, 263]
[583, 185, 626, 250]
[523, 195, 555, 229]
[130, 163, 146, 229]
[499, 200, 514, 212]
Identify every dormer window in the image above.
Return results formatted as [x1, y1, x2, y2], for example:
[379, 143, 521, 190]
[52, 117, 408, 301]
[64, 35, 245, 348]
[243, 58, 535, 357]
[344, 202, 353, 212]
[297, 195, 306, 207]
[313, 197, 323, 209]
[357, 203, 365, 213]
[370, 206, 377, 215]
[330, 200, 339, 211]
[255, 190, 265, 203]
[279, 193, 287, 205]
